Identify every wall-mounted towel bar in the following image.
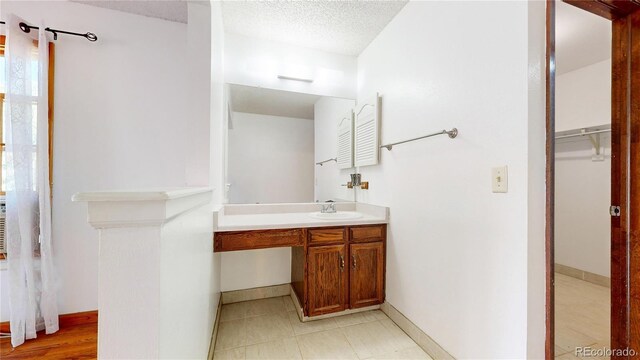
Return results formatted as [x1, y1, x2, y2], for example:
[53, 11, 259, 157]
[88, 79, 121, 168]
[316, 158, 337, 166]
[380, 128, 458, 151]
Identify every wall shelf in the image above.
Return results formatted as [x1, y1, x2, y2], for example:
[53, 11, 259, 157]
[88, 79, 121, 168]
[555, 124, 611, 161]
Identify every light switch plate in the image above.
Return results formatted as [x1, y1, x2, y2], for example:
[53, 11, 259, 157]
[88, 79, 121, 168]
[492, 166, 508, 193]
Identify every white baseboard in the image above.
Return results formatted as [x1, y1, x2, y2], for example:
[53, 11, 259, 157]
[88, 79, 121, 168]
[555, 263, 610, 288]
[207, 293, 223, 360]
[221, 283, 291, 304]
[290, 284, 304, 321]
[381, 302, 454, 360]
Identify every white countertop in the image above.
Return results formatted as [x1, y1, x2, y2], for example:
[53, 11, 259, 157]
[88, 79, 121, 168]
[214, 202, 388, 232]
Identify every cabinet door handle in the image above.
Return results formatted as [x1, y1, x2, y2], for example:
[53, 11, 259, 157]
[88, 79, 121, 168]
[352, 255, 357, 269]
[339, 254, 345, 271]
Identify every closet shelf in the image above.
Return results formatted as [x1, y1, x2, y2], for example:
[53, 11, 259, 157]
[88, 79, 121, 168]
[555, 124, 611, 159]
[554, 124, 610, 139]
[555, 128, 610, 140]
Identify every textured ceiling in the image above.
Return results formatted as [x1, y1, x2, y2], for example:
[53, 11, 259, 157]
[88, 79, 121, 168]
[70, 0, 192, 23]
[556, 1, 611, 75]
[229, 84, 321, 120]
[71, 1, 608, 77]
[221, 0, 409, 56]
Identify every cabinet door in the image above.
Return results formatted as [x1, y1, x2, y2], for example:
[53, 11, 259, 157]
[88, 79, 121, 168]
[308, 244, 348, 316]
[350, 242, 384, 309]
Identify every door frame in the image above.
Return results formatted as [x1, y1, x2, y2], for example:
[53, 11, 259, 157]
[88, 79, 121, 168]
[545, 1, 640, 358]
[545, 1, 555, 358]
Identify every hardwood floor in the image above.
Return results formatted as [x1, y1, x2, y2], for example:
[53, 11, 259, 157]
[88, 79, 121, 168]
[0, 321, 97, 359]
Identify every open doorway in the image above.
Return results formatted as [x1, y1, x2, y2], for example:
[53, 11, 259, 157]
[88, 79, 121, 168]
[547, 0, 640, 358]
[554, 2, 611, 356]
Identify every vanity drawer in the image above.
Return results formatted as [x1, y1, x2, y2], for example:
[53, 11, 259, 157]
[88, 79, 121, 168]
[214, 229, 303, 252]
[308, 228, 346, 245]
[349, 225, 386, 242]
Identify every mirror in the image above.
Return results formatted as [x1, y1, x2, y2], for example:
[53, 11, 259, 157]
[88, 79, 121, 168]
[224, 83, 356, 204]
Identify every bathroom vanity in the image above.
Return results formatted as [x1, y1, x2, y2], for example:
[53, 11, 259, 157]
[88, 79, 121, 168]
[213, 202, 388, 319]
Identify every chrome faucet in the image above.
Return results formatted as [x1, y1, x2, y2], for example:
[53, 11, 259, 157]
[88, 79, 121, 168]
[321, 202, 337, 214]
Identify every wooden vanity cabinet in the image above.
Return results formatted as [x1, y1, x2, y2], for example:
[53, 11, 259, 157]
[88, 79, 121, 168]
[297, 224, 386, 317]
[214, 223, 386, 318]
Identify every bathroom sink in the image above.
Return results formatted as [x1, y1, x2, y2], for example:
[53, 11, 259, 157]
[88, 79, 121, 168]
[308, 211, 363, 220]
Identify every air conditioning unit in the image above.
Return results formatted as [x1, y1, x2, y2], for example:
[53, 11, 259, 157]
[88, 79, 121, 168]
[0, 197, 5, 255]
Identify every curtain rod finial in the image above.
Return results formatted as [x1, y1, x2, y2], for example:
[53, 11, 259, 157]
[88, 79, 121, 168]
[19, 22, 31, 33]
[85, 32, 97, 42]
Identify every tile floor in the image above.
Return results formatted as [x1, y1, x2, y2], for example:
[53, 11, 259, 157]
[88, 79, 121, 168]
[213, 296, 432, 360]
[554, 273, 610, 359]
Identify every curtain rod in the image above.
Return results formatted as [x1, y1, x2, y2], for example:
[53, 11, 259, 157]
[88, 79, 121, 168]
[0, 21, 97, 42]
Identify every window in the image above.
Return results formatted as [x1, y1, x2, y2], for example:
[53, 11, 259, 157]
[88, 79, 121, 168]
[0, 35, 55, 259]
[0, 35, 55, 193]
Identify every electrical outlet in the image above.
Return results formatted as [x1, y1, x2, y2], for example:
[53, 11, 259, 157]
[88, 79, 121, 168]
[492, 166, 508, 193]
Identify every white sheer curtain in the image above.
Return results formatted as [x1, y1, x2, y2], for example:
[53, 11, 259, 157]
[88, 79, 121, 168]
[4, 15, 58, 347]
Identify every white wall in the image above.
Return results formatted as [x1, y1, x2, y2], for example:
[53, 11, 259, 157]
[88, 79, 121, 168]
[555, 58, 611, 278]
[555, 138, 611, 277]
[314, 97, 356, 202]
[355, 1, 546, 358]
[220, 248, 292, 292]
[227, 112, 314, 204]
[556, 59, 611, 132]
[224, 32, 357, 99]
[211, 2, 226, 206]
[526, 1, 547, 356]
[0, 1, 213, 321]
[186, 2, 212, 186]
[210, 1, 225, 322]
[159, 202, 215, 359]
